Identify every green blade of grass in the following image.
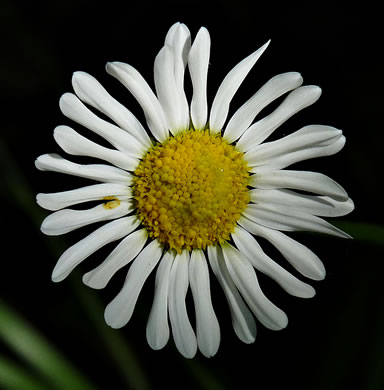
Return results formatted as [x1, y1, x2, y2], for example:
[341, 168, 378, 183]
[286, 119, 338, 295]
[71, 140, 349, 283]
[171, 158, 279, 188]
[0, 355, 52, 390]
[0, 299, 97, 390]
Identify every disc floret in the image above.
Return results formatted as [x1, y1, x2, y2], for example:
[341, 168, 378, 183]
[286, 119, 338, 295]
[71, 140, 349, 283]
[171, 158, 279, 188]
[133, 130, 250, 252]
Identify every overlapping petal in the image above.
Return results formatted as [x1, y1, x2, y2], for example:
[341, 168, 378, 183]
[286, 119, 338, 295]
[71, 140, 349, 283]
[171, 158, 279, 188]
[237, 86, 322, 152]
[188, 27, 210, 130]
[104, 239, 163, 328]
[224, 72, 303, 143]
[71, 71, 152, 149]
[35, 154, 132, 184]
[106, 62, 169, 142]
[209, 41, 270, 132]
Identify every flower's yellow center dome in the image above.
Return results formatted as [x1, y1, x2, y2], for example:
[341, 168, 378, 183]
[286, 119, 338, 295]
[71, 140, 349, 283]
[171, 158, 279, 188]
[133, 130, 250, 252]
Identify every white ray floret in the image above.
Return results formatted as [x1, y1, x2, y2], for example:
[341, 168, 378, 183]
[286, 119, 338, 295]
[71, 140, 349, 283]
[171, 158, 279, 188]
[188, 27, 210, 130]
[54, 125, 139, 171]
[232, 226, 315, 298]
[224, 72, 303, 143]
[189, 249, 220, 357]
[72, 71, 152, 149]
[35, 154, 132, 184]
[37, 183, 131, 211]
[59, 93, 145, 158]
[209, 40, 270, 132]
[104, 239, 163, 328]
[168, 251, 197, 358]
[106, 62, 169, 142]
[237, 85, 322, 152]
[146, 251, 175, 350]
[83, 228, 148, 289]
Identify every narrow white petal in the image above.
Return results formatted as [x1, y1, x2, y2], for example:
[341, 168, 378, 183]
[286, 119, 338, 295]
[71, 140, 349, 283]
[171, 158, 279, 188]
[251, 136, 346, 173]
[165, 22, 191, 82]
[224, 72, 303, 143]
[243, 203, 351, 238]
[238, 216, 326, 280]
[54, 125, 139, 171]
[52, 216, 137, 282]
[41, 200, 133, 236]
[154, 46, 189, 133]
[72, 71, 152, 149]
[164, 22, 191, 132]
[209, 41, 270, 132]
[221, 242, 288, 331]
[59, 93, 145, 158]
[237, 86, 322, 151]
[250, 170, 349, 201]
[106, 62, 169, 142]
[83, 228, 147, 289]
[189, 250, 220, 357]
[245, 125, 343, 167]
[168, 251, 197, 358]
[232, 226, 315, 298]
[35, 154, 132, 184]
[188, 27, 210, 130]
[104, 239, 163, 328]
[207, 245, 256, 344]
[36, 183, 131, 211]
[146, 251, 175, 350]
[249, 189, 355, 217]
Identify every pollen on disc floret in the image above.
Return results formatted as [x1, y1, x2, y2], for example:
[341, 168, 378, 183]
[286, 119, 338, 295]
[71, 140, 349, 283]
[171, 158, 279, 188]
[133, 129, 250, 253]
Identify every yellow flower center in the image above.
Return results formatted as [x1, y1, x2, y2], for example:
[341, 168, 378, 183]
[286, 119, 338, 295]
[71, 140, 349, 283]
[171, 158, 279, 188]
[133, 130, 250, 252]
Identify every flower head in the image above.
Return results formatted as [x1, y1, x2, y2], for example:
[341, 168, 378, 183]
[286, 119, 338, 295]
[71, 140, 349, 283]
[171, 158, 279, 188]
[36, 22, 354, 358]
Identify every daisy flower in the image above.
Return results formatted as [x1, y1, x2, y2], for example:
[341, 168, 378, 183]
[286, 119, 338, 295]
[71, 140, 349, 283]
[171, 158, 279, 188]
[36, 22, 354, 358]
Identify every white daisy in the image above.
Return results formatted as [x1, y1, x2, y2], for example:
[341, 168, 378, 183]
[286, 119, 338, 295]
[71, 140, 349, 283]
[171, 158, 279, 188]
[36, 22, 354, 358]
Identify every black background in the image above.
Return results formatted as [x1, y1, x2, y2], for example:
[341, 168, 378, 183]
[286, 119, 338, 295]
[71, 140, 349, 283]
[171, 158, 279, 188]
[1, 1, 383, 389]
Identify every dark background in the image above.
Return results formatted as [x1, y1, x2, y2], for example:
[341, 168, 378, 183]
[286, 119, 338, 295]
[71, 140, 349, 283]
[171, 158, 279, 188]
[1, 1, 383, 389]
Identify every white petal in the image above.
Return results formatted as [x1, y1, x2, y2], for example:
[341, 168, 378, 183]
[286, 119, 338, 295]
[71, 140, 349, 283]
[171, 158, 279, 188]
[224, 72, 303, 143]
[52, 216, 138, 282]
[72, 71, 152, 149]
[168, 251, 197, 358]
[207, 245, 256, 344]
[165, 22, 191, 81]
[59, 93, 145, 158]
[209, 40, 270, 132]
[243, 203, 351, 238]
[249, 189, 355, 217]
[245, 125, 343, 167]
[164, 22, 191, 132]
[106, 62, 169, 142]
[146, 251, 175, 350]
[41, 200, 133, 236]
[104, 239, 163, 328]
[35, 154, 132, 184]
[237, 86, 322, 151]
[154, 46, 189, 133]
[232, 226, 315, 298]
[189, 250, 220, 357]
[250, 170, 349, 201]
[221, 242, 288, 331]
[251, 135, 346, 173]
[36, 183, 131, 211]
[83, 228, 147, 289]
[238, 217, 326, 280]
[188, 27, 210, 130]
[54, 125, 139, 171]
